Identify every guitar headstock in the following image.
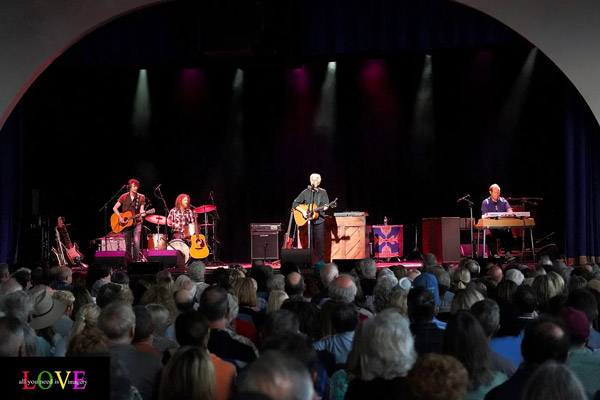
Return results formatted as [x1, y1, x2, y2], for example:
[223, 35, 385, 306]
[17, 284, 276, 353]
[330, 198, 339, 208]
[146, 208, 156, 215]
[58, 217, 65, 227]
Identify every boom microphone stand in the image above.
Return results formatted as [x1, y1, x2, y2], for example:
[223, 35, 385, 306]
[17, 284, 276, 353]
[99, 184, 127, 252]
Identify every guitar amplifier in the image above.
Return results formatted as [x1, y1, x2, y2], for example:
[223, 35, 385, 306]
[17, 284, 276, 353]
[94, 236, 126, 252]
[250, 223, 281, 260]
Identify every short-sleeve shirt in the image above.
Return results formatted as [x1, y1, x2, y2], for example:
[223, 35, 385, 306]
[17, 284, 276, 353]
[481, 196, 511, 216]
[168, 208, 196, 233]
[118, 193, 145, 224]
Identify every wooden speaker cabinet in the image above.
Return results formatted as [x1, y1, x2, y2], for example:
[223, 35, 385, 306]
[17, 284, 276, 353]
[422, 217, 461, 262]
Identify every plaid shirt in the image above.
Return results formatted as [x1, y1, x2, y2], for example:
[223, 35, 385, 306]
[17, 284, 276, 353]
[168, 208, 195, 233]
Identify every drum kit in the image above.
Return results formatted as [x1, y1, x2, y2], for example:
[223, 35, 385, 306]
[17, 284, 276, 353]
[144, 205, 219, 265]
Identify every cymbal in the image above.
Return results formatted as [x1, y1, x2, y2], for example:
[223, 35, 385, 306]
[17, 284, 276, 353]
[194, 205, 216, 214]
[146, 215, 171, 226]
[198, 223, 215, 227]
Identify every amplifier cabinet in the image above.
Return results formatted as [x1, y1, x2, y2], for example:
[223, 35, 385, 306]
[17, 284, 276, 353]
[251, 228, 280, 260]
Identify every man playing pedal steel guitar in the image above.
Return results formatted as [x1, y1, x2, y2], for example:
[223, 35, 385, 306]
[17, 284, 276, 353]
[113, 178, 146, 263]
[168, 194, 196, 241]
[293, 173, 330, 264]
[481, 183, 514, 259]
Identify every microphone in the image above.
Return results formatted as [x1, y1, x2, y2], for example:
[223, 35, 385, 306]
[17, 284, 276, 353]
[209, 191, 214, 197]
[457, 194, 470, 203]
[155, 184, 162, 191]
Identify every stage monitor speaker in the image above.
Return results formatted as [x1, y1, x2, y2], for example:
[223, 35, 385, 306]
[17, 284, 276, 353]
[128, 261, 161, 275]
[146, 250, 184, 269]
[251, 231, 280, 260]
[95, 251, 125, 268]
[280, 248, 312, 270]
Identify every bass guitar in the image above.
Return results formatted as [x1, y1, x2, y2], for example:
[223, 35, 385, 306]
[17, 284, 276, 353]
[57, 217, 85, 267]
[189, 216, 209, 259]
[293, 198, 338, 227]
[111, 208, 155, 233]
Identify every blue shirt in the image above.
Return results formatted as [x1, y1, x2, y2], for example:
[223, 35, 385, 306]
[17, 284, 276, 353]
[314, 331, 355, 364]
[481, 196, 512, 215]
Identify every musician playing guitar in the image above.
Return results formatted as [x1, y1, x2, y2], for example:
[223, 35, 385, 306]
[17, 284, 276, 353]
[293, 173, 330, 264]
[113, 178, 146, 263]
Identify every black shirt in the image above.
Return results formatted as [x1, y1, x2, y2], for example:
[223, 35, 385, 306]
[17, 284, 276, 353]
[292, 187, 330, 224]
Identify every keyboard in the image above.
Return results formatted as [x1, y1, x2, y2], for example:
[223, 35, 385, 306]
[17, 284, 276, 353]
[482, 212, 531, 219]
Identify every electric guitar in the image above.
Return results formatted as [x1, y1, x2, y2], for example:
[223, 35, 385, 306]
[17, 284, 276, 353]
[282, 210, 295, 250]
[189, 216, 209, 259]
[57, 217, 85, 267]
[111, 208, 155, 233]
[293, 198, 338, 226]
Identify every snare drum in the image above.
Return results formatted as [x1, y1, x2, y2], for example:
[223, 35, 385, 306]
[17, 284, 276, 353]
[183, 224, 196, 239]
[167, 239, 190, 264]
[147, 234, 167, 250]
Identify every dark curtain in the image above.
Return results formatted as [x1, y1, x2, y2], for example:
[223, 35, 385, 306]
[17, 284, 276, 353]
[565, 85, 600, 263]
[0, 104, 23, 263]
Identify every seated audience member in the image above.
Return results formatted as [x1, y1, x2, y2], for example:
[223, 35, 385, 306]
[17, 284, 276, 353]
[266, 274, 285, 293]
[284, 272, 306, 299]
[328, 274, 373, 321]
[566, 288, 600, 350]
[66, 326, 110, 357]
[0, 262, 10, 283]
[98, 301, 163, 400]
[199, 285, 257, 366]
[280, 298, 321, 341]
[312, 263, 339, 307]
[412, 273, 446, 329]
[173, 310, 236, 400]
[69, 303, 101, 340]
[388, 288, 409, 317]
[259, 309, 300, 344]
[0, 315, 26, 356]
[313, 301, 357, 365]
[559, 306, 600, 395]
[452, 267, 471, 291]
[70, 285, 93, 320]
[442, 311, 508, 400]
[344, 310, 417, 400]
[372, 275, 398, 313]
[29, 286, 67, 356]
[265, 290, 288, 314]
[174, 288, 195, 314]
[357, 258, 377, 297]
[96, 282, 127, 308]
[146, 303, 178, 352]
[406, 353, 469, 400]
[260, 331, 327, 398]
[132, 305, 162, 360]
[329, 323, 365, 400]
[89, 264, 112, 298]
[237, 350, 315, 400]
[1, 290, 32, 322]
[187, 260, 210, 303]
[520, 360, 587, 400]
[486, 265, 503, 285]
[470, 299, 517, 377]
[50, 266, 72, 291]
[248, 261, 273, 302]
[531, 275, 558, 313]
[429, 266, 453, 314]
[484, 316, 571, 400]
[52, 290, 76, 356]
[450, 287, 484, 314]
[158, 346, 215, 400]
[234, 277, 262, 325]
[422, 253, 439, 269]
[407, 286, 444, 355]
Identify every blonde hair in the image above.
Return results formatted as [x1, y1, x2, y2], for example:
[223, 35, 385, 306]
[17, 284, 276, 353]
[266, 290, 289, 314]
[388, 289, 408, 317]
[453, 267, 471, 291]
[489, 184, 501, 192]
[53, 290, 75, 306]
[234, 277, 258, 307]
[450, 288, 484, 313]
[158, 346, 215, 400]
[70, 303, 102, 340]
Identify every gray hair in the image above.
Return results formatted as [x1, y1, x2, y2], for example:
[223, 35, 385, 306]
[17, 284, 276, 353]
[266, 274, 285, 292]
[187, 260, 206, 283]
[239, 350, 315, 400]
[98, 301, 135, 341]
[1, 290, 33, 322]
[521, 361, 587, 400]
[360, 309, 417, 380]
[470, 299, 500, 337]
[320, 263, 339, 286]
[373, 275, 399, 313]
[0, 316, 25, 356]
[328, 274, 357, 304]
[359, 258, 377, 279]
[145, 303, 170, 336]
[226, 293, 239, 325]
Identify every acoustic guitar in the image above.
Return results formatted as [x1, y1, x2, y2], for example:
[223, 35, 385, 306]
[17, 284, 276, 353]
[111, 208, 155, 233]
[293, 198, 338, 226]
[189, 217, 209, 259]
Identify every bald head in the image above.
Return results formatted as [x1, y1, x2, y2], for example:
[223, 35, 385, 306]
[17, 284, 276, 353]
[285, 272, 305, 296]
[487, 266, 503, 284]
[328, 274, 357, 304]
[320, 263, 339, 287]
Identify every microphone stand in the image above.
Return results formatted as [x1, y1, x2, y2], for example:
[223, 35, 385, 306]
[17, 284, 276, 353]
[99, 184, 126, 252]
[155, 187, 168, 242]
[467, 199, 475, 258]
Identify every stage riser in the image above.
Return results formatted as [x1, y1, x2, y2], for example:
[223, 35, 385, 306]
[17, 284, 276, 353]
[94, 250, 184, 270]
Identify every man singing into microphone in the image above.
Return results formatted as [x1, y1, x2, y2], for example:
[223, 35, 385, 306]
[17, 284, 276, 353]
[168, 194, 196, 241]
[293, 173, 330, 264]
[481, 183, 514, 259]
[113, 178, 146, 263]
